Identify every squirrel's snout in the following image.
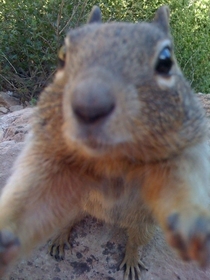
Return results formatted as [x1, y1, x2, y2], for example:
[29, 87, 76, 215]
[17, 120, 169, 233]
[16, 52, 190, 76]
[71, 80, 115, 124]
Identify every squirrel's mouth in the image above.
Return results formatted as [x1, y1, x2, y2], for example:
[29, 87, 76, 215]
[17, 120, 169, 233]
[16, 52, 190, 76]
[63, 119, 133, 158]
[64, 120, 182, 161]
[79, 138, 113, 156]
[71, 127, 122, 156]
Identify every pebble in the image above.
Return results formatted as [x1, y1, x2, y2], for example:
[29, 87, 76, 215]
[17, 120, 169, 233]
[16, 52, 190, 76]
[0, 107, 8, 114]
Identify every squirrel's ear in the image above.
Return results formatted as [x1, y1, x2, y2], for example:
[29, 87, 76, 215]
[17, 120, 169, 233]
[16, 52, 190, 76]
[87, 6, 102, 24]
[153, 6, 170, 33]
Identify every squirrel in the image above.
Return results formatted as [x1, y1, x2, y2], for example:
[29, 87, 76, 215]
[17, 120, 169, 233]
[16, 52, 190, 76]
[0, 5, 210, 280]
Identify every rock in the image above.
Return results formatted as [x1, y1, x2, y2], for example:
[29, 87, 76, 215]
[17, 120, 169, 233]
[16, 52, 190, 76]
[0, 108, 33, 142]
[0, 127, 3, 142]
[0, 107, 8, 114]
[0, 140, 24, 186]
[9, 105, 24, 112]
[1, 99, 210, 279]
[0, 91, 20, 107]
[0, 91, 25, 116]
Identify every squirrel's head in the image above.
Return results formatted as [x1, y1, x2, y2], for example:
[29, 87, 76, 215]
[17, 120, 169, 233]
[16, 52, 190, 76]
[54, 6, 207, 162]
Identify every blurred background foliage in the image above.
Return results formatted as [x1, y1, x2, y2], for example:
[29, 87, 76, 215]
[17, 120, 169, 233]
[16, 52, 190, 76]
[0, 0, 209, 103]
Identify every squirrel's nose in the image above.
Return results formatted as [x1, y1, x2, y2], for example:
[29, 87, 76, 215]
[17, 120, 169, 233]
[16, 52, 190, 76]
[71, 80, 115, 124]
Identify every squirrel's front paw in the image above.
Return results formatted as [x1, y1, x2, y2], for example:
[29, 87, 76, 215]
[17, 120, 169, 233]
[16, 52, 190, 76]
[166, 212, 210, 267]
[0, 230, 20, 276]
[48, 231, 71, 261]
[119, 253, 148, 280]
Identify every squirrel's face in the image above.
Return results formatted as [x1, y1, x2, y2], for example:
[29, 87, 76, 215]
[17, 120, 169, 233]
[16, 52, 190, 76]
[56, 6, 207, 162]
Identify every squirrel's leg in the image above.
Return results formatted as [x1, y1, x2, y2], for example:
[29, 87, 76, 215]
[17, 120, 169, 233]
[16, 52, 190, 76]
[0, 141, 82, 276]
[0, 230, 20, 276]
[142, 143, 210, 267]
[120, 222, 155, 280]
[48, 214, 85, 261]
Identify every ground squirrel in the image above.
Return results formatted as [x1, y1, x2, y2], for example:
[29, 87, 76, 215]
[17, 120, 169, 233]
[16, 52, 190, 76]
[0, 5, 210, 280]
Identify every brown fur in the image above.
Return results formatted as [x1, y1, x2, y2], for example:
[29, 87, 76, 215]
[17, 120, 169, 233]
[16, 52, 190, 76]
[0, 5, 210, 280]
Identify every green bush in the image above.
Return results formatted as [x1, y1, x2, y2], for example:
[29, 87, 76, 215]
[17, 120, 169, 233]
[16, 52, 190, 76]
[0, 0, 209, 103]
[0, 0, 93, 102]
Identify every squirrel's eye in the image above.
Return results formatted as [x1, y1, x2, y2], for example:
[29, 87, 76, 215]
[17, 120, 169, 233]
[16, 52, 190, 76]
[58, 45, 66, 67]
[155, 47, 173, 75]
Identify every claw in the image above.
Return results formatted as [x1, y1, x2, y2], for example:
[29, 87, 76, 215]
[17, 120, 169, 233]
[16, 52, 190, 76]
[166, 212, 210, 267]
[120, 255, 147, 280]
[48, 230, 71, 261]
